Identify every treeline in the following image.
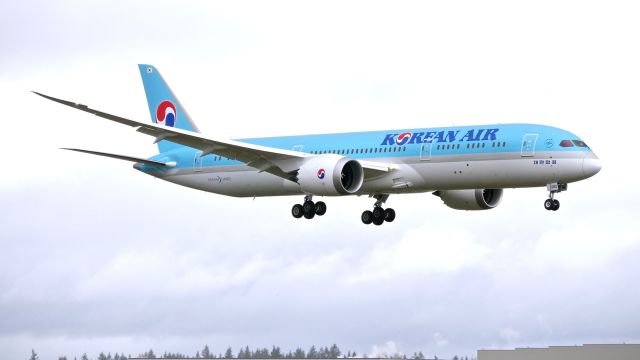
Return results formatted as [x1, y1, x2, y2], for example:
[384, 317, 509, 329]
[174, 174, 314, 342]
[28, 345, 473, 360]
[142, 344, 349, 359]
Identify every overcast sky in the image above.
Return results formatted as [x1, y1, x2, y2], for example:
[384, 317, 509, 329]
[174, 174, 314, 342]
[1, 1, 640, 359]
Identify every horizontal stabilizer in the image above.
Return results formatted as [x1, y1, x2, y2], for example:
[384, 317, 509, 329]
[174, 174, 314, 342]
[61, 148, 171, 167]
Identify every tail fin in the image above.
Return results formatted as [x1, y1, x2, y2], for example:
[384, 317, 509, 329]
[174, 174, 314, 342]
[138, 64, 200, 153]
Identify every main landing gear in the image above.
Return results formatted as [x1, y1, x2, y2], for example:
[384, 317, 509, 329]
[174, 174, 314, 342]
[544, 183, 567, 211]
[361, 194, 395, 226]
[292, 195, 326, 220]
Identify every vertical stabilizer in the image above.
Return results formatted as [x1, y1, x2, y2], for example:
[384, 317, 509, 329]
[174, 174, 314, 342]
[138, 64, 200, 153]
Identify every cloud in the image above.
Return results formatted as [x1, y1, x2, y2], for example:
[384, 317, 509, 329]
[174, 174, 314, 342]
[3, 1, 640, 360]
[347, 225, 490, 283]
[433, 333, 449, 348]
[369, 341, 400, 358]
[499, 328, 521, 344]
[528, 214, 640, 270]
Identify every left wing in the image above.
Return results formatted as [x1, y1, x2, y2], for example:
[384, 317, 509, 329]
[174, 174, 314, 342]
[34, 92, 391, 179]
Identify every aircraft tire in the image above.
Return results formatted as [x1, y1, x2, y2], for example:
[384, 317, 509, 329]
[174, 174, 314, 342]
[552, 199, 560, 211]
[372, 206, 385, 220]
[315, 201, 327, 216]
[361, 210, 373, 224]
[384, 208, 396, 222]
[544, 199, 554, 211]
[292, 204, 304, 218]
[373, 217, 384, 226]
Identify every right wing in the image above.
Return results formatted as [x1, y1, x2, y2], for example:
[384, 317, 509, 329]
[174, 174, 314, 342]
[34, 92, 393, 180]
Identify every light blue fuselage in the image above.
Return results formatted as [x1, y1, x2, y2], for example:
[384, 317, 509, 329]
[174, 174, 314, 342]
[137, 123, 600, 198]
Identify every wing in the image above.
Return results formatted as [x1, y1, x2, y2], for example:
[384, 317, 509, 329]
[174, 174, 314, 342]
[34, 92, 391, 180]
[61, 148, 173, 167]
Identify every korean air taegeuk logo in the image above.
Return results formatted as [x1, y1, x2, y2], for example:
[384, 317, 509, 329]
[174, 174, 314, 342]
[156, 100, 177, 127]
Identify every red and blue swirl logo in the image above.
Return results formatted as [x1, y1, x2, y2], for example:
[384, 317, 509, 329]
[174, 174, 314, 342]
[156, 100, 177, 127]
[396, 132, 412, 145]
[317, 168, 326, 179]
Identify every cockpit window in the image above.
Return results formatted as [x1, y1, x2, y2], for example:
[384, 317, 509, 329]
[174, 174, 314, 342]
[572, 140, 588, 147]
[560, 140, 574, 147]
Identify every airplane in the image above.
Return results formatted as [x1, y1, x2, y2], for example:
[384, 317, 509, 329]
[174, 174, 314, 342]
[34, 64, 602, 225]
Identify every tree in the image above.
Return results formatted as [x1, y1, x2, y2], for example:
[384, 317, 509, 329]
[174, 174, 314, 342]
[244, 346, 251, 359]
[140, 349, 156, 359]
[98, 352, 108, 360]
[329, 345, 341, 359]
[224, 347, 234, 359]
[29, 350, 39, 360]
[294, 348, 305, 358]
[202, 345, 212, 359]
[307, 346, 318, 359]
[81, 354, 89, 360]
[271, 346, 283, 359]
[58, 357, 68, 360]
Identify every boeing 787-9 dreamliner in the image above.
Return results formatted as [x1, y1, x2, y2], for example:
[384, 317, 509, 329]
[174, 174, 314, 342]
[35, 65, 601, 225]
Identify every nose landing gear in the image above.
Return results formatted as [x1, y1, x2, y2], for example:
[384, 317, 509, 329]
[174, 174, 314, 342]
[544, 183, 567, 211]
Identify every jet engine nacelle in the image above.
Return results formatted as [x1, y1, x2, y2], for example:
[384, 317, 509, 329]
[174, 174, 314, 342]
[434, 189, 503, 210]
[297, 155, 364, 196]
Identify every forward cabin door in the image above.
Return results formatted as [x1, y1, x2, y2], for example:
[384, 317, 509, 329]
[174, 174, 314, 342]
[521, 134, 538, 157]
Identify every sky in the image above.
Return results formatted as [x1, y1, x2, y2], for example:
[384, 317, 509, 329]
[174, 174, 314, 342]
[1, 0, 640, 359]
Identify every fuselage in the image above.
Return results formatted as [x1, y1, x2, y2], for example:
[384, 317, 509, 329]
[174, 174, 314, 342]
[137, 123, 601, 197]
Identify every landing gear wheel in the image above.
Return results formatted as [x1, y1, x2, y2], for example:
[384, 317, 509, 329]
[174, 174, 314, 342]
[303, 200, 315, 214]
[372, 206, 385, 220]
[292, 204, 304, 218]
[315, 201, 327, 216]
[361, 210, 373, 224]
[384, 208, 396, 222]
[552, 199, 560, 211]
[544, 199, 554, 211]
[372, 216, 384, 226]
[302, 200, 316, 219]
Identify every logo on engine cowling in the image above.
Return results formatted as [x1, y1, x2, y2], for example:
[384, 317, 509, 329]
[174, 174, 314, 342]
[317, 168, 325, 179]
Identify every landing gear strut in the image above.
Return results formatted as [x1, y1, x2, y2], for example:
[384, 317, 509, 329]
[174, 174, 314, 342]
[544, 183, 567, 211]
[292, 195, 326, 220]
[362, 194, 395, 226]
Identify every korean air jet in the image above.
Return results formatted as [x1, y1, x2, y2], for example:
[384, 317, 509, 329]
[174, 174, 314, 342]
[34, 64, 601, 225]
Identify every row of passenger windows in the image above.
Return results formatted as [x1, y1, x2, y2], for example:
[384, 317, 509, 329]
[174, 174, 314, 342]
[310, 146, 407, 155]
[435, 142, 508, 151]
[210, 141, 507, 161]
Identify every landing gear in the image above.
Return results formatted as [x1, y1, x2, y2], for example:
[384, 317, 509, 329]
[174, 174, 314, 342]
[544, 198, 560, 211]
[361, 194, 396, 225]
[544, 183, 566, 211]
[291, 196, 327, 220]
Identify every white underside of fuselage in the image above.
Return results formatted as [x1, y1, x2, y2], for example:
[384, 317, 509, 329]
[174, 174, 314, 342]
[150, 151, 599, 198]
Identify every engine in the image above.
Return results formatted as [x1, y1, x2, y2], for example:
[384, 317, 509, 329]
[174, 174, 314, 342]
[296, 155, 364, 196]
[433, 189, 503, 210]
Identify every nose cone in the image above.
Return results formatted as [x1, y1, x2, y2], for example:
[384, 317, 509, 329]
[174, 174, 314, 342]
[582, 157, 602, 178]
